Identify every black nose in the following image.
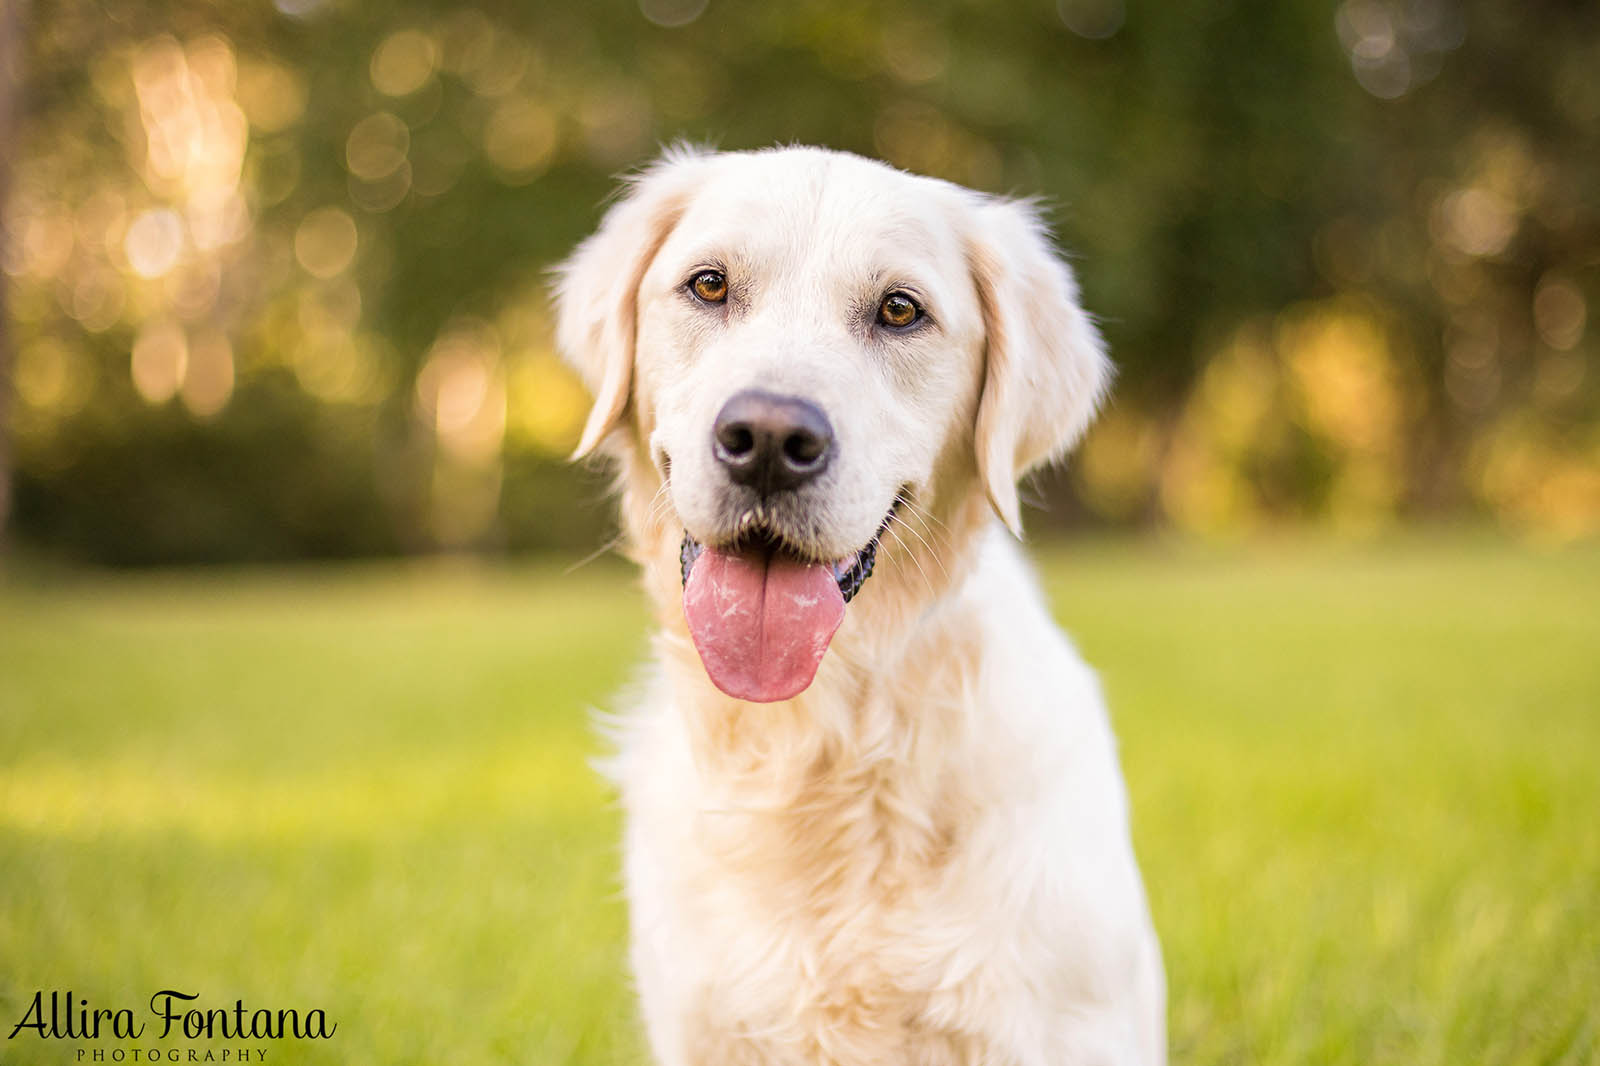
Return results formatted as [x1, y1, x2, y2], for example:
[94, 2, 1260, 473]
[712, 389, 834, 496]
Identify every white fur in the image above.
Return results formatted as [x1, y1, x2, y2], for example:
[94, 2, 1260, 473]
[555, 146, 1164, 1065]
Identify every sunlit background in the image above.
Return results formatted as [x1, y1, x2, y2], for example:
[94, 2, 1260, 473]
[2, 0, 1595, 562]
[3, 3, 1598, 1065]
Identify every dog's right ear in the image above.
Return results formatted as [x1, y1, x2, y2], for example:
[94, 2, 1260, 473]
[553, 148, 709, 459]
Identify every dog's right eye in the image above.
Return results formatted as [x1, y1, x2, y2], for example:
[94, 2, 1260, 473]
[688, 270, 728, 304]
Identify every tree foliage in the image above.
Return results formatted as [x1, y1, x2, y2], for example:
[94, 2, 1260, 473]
[4, 0, 1597, 562]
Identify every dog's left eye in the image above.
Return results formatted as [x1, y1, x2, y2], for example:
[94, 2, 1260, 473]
[877, 292, 922, 329]
[689, 270, 728, 303]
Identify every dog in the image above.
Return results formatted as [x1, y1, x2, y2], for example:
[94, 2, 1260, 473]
[553, 145, 1164, 1065]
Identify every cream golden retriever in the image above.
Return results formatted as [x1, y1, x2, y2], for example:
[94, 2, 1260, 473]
[554, 145, 1164, 1065]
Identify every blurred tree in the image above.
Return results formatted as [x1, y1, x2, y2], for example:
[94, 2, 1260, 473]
[0, 0, 22, 549]
[1, 0, 1596, 564]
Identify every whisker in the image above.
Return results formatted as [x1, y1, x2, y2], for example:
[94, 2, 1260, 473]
[890, 495, 949, 580]
[883, 523, 936, 599]
[896, 491, 950, 535]
[890, 508, 946, 575]
[892, 493, 941, 544]
[644, 480, 676, 530]
[565, 534, 625, 574]
[894, 526, 947, 584]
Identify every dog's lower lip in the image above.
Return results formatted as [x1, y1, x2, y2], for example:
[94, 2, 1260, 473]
[679, 534, 704, 584]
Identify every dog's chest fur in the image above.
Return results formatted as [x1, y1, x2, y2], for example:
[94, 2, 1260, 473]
[620, 607, 1032, 1064]
[661, 723, 992, 1063]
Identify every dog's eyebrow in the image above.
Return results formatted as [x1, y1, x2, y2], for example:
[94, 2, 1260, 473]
[865, 269, 946, 317]
[879, 279, 930, 302]
[673, 249, 731, 278]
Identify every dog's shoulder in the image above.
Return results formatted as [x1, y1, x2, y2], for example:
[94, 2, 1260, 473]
[963, 526, 1113, 738]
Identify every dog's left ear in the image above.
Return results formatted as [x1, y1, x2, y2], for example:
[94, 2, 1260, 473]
[553, 148, 709, 458]
[967, 197, 1112, 536]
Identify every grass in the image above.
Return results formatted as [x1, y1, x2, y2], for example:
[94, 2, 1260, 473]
[1, 534, 1597, 1065]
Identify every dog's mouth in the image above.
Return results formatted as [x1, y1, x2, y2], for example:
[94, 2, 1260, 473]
[679, 512, 888, 604]
[677, 503, 897, 703]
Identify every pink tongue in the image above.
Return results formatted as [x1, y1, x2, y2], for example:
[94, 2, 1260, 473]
[682, 546, 846, 703]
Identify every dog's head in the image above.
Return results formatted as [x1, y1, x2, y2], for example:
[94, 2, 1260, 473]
[554, 146, 1109, 702]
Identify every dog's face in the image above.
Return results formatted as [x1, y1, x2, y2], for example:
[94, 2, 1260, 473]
[555, 147, 1109, 702]
[638, 155, 982, 574]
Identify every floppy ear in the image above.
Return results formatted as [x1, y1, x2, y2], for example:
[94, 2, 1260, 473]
[553, 148, 709, 458]
[967, 197, 1112, 536]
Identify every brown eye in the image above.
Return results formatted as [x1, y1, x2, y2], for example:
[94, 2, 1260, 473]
[690, 270, 727, 303]
[878, 292, 921, 329]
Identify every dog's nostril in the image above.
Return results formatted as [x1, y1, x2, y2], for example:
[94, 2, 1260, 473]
[720, 425, 756, 458]
[783, 431, 824, 468]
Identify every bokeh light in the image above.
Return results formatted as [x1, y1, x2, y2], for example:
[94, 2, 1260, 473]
[130, 319, 188, 404]
[124, 208, 185, 278]
[294, 207, 358, 279]
[638, 0, 709, 30]
[371, 30, 439, 97]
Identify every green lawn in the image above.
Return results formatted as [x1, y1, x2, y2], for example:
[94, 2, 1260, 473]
[2, 535, 1597, 1065]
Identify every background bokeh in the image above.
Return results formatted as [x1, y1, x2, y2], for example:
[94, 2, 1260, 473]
[3, 0, 1596, 564]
